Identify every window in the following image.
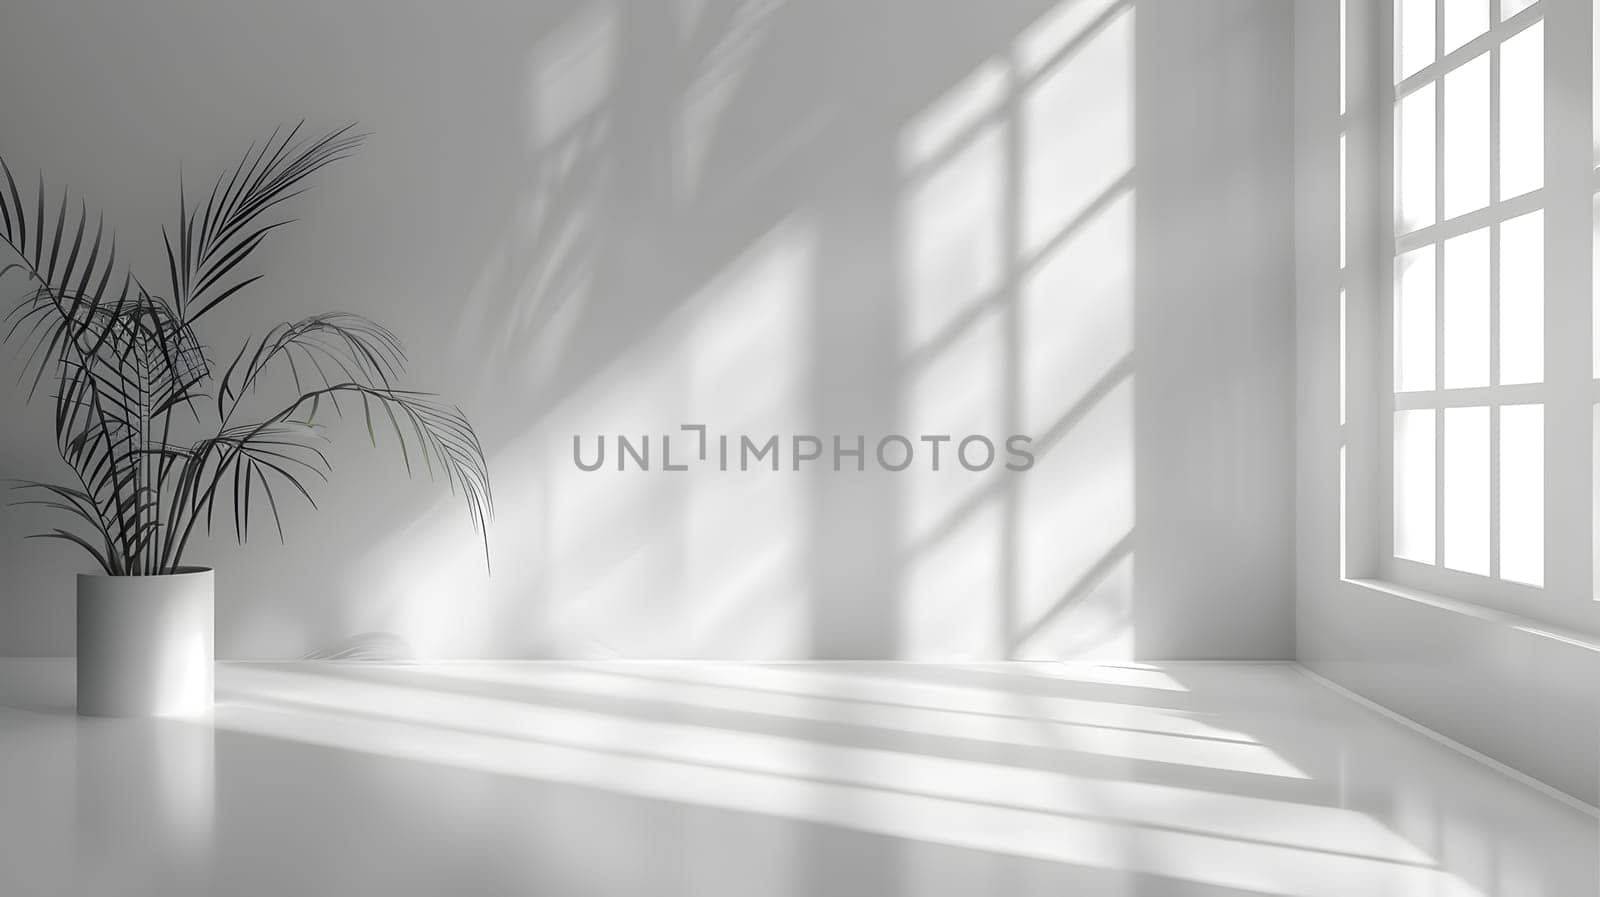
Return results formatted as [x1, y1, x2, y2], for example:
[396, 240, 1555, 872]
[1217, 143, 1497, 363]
[1389, 2, 1547, 589]
[1340, 0, 1596, 633]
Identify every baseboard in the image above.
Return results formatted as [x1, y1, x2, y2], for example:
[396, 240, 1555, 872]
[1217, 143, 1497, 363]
[1290, 662, 1600, 818]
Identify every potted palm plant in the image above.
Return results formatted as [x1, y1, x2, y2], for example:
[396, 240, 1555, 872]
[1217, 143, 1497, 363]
[0, 124, 491, 717]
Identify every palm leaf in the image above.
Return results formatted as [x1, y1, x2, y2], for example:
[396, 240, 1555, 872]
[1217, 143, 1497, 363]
[2, 124, 491, 576]
[170, 123, 366, 323]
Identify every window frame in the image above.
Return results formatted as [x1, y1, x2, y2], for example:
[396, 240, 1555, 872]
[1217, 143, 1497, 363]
[1352, 0, 1599, 636]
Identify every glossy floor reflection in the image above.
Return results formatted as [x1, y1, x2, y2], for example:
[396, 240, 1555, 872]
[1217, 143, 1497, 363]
[0, 660, 1592, 896]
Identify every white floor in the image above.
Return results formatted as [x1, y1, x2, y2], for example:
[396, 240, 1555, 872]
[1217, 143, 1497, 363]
[0, 660, 1592, 897]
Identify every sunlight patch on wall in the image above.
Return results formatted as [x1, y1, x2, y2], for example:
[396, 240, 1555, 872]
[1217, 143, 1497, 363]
[543, 218, 815, 657]
[1013, 0, 1127, 79]
[1017, 380, 1135, 659]
[899, 121, 1004, 349]
[1020, 189, 1133, 436]
[899, 60, 1007, 172]
[355, 219, 814, 658]
[1019, 4, 1132, 256]
[901, 499, 1005, 658]
[892, 0, 1135, 661]
[896, 51, 1008, 659]
[901, 313, 1006, 544]
[1010, 1, 1134, 660]
[1014, 553, 1133, 660]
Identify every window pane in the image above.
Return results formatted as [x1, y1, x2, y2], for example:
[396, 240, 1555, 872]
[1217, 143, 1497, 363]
[1340, 0, 1347, 116]
[1501, 0, 1537, 20]
[1340, 290, 1347, 426]
[1500, 404, 1543, 586]
[1398, 85, 1436, 232]
[1444, 406, 1489, 575]
[1443, 228, 1489, 388]
[1340, 133, 1347, 269]
[1500, 22, 1543, 200]
[1396, 245, 1436, 392]
[1397, 0, 1436, 82]
[1340, 444, 1348, 578]
[1593, 407, 1600, 599]
[1444, 0, 1488, 54]
[1443, 54, 1489, 220]
[1594, 5, 1600, 168]
[1500, 211, 1543, 384]
[1395, 409, 1437, 564]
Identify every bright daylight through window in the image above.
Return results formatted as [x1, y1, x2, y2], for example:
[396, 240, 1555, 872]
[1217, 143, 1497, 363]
[1391, 0, 1546, 588]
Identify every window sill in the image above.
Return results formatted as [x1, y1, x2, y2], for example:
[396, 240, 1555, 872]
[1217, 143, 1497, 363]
[1342, 577, 1600, 654]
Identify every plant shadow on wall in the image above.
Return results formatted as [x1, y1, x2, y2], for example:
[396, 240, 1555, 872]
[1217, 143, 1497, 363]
[0, 124, 491, 576]
[342, 0, 1146, 660]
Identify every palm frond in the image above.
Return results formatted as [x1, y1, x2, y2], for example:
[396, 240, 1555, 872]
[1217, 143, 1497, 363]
[2, 125, 491, 576]
[218, 312, 406, 422]
[6, 480, 122, 574]
[169, 123, 366, 323]
[29, 529, 115, 575]
[170, 383, 491, 568]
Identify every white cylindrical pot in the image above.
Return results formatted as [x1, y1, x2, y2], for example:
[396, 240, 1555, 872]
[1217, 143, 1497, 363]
[77, 567, 214, 718]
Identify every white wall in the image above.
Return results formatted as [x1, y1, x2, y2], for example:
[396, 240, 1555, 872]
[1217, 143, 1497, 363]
[0, 0, 1294, 660]
[1295, 0, 1600, 806]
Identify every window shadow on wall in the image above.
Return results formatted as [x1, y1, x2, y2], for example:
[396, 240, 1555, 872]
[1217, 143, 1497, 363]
[322, 0, 1292, 666]
[333, 0, 1142, 664]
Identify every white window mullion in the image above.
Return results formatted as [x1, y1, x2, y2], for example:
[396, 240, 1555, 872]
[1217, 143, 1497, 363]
[1487, 13, 1503, 579]
[1371, 0, 1600, 632]
[1489, 182, 1502, 578]
[1393, 384, 1544, 408]
[1432, 0, 1448, 569]
[1542, 0, 1591, 600]
[1363, 0, 1394, 580]
[1490, 402, 1502, 577]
